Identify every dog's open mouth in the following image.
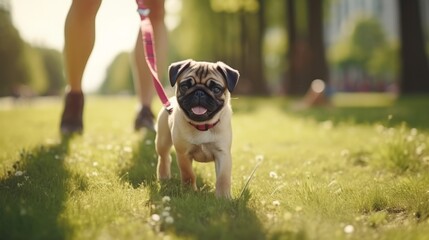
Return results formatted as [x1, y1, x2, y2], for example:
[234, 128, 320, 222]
[191, 106, 208, 115]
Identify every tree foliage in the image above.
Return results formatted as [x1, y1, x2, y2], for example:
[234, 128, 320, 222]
[99, 52, 134, 95]
[329, 17, 398, 82]
[285, 0, 328, 95]
[0, 8, 65, 97]
[0, 9, 28, 96]
[169, 0, 268, 95]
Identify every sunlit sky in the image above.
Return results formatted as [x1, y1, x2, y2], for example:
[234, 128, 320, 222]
[10, 0, 180, 93]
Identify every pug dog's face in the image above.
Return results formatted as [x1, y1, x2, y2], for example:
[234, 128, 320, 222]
[169, 60, 239, 123]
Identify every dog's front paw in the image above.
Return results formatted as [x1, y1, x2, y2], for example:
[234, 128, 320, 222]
[215, 188, 231, 199]
[157, 157, 171, 180]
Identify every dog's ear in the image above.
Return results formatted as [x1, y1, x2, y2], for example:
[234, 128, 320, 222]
[168, 59, 193, 87]
[216, 62, 240, 92]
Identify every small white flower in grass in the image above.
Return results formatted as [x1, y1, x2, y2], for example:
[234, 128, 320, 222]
[161, 211, 170, 217]
[344, 224, 354, 234]
[15, 171, 24, 177]
[165, 216, 174, 224]
[123, 146, 132, 153]
[151, 214, 161, 222]
[164, 206, 171, 211]
[162, 196, 171, 203]
[269, 171, 278, 179]
[416, 144, 426, 156]
[255, 154, 264, 162]
[272, 200, 280, 206]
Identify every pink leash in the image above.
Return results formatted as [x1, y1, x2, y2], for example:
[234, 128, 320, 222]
[136, 0, 172, 114]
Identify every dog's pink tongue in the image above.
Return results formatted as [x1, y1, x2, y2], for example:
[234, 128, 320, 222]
[191, 106, 207, 115]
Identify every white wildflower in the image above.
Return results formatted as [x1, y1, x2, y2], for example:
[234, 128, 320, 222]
[344, 224, 354, 234]
[123, 146, 132, 153]
[151, 214, 161, 222]
[272, 200, 280, 206]
[416, 144, 426, 156]
[15, 171, 24, 177]
[269, 171, 278, 179]
[162, 196, 171, 203]
[165, 216, 174, 224]
[161, 211, 170, 217]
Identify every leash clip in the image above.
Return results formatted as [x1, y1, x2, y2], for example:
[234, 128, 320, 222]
[137, 8, 151, 17]
[165, 106, 173, 115]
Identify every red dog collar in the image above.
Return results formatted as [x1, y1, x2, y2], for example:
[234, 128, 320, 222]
[189, 119, 220, 131]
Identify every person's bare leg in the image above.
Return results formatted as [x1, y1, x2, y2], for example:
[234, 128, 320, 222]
[133, 0, 167, 131]
[60, 0, 101, 134]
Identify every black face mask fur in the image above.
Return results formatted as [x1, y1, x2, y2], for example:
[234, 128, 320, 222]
[177, 85, 224, 122]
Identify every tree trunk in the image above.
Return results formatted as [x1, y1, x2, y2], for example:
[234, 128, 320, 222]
[285, 0, 297, 94]
[285, 0, 315, 96]
[308, 0, 328, 85]
[399, 0, 429, 93]
[235, 2, 269, 95]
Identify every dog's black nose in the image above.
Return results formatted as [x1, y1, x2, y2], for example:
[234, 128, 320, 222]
[194, 90, 205, 98]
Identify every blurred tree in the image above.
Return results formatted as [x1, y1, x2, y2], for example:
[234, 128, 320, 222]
[351, 18, 386, 67]
[0, 7, 28, 96]
[285, 0, 328, 95]
[328, 17, 398, 91]
[172, 0, 268, 95]
[235, 0, 269, 95]
[399, 0, 429, 93]
[23, 43, 48, 95]
[99, 52, 134, 95]
[36, 47, 65, 95]
[307, 0, 328, 87]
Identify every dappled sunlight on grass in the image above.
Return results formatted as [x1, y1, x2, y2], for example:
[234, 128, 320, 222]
[1, 95, 429, 239]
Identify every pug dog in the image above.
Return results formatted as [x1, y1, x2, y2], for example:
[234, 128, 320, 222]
[155, 59, 239, 198]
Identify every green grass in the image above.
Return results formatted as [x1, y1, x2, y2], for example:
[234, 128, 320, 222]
[1, 95, 429, 240]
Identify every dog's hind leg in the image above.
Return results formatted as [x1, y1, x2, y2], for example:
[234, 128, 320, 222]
[155, 110, 172, 179]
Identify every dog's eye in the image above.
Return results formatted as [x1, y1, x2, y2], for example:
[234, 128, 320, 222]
[179, 80, 193, 92]
[211, 86, 222, 94]
[179, 84, 189, 92]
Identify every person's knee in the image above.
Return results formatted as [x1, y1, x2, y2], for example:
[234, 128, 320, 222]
[147, 0, 165, 23]
[71, 0, 102, 16]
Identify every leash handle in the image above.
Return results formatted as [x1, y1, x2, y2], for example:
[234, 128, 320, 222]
[136, 0, 172, 114]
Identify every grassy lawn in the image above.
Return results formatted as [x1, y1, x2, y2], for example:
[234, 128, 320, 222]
[1, 95, 429, 240]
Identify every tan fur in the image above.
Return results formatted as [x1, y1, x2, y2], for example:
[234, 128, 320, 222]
[155, 61, 236, 198]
